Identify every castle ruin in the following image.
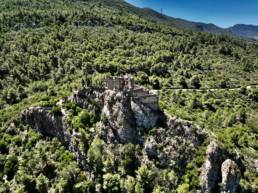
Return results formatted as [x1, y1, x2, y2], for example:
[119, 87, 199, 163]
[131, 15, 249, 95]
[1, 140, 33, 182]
[106, 75, 135, 91]
[106, 75, 159, 110]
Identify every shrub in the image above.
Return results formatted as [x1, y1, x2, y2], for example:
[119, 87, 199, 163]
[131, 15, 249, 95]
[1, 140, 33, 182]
[136, 72, 149, 85]
[87, 138, 104, 173]
[189, 98, 203, 110]
[103, 173, 121, 193]
[51, 106, 62, 116]
[136, 165, 156, 192]
[177, 183, 190, 193]
[121, 176, 136, 193]
[0, 140, 8, 154]
[121, 143, 138, 175]
[178, 77, 188, 89]
[79, 110, 95, 126]
[190, 75, 201, 89]
[36, 174, 49, 193]
[92, 72, 110, 88]
[73, 179, 94, 193]
[31, 82, 48, 92]
[248, 89, 258, 102]
[218, 80, 228, 88]
[4, 154, 18, 180]
[72, 110, 96, 129]
[223, 114, 237, 127]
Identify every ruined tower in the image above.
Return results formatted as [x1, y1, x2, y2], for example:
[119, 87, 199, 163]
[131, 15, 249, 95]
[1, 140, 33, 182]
[106, 75, 159, 110]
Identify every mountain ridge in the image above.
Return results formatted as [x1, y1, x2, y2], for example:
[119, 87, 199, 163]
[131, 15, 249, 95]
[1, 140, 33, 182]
[120, 0, 258, 39]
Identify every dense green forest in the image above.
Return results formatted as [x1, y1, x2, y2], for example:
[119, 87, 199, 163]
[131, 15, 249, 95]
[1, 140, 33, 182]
[0, 0, 257, 192]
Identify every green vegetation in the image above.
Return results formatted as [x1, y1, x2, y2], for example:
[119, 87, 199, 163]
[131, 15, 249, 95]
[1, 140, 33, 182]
[0, 0, 257, 192]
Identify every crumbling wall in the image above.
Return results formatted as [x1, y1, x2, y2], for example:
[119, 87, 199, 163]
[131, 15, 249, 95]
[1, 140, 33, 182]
[107, 77, 124, 91]
[134, 95, 159, 110]
[132, 88, 149, 98]
[106, 75, 135, 91]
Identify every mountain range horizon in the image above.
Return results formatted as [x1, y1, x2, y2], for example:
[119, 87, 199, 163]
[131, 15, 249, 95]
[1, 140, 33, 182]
[124, 0, 258, 40]
[126, 0, 258, 28]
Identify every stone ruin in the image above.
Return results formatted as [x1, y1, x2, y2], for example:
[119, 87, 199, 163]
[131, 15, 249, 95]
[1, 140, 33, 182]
[106, 75, 159, 110]
[106, 75, 135, 91]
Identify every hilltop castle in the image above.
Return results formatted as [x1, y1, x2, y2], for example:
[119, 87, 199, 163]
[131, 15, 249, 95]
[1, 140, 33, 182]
[106, 75, 159, 110]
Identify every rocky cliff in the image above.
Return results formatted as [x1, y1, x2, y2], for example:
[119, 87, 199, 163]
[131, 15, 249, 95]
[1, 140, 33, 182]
[71, 87, 164, 144]
[22, 106, 88, 169]
[22, 86, 242, 192]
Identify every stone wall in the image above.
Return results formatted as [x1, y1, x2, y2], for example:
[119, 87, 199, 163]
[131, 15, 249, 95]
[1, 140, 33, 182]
[132, 88, 149, 98]
[106, 76, 134, 91]
[134, 95, 159, 110]
[106, 76, 159, 110]
[106, 77, 124, 91]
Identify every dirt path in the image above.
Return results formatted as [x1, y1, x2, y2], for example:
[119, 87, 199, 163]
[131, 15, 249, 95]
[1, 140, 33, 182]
[162, 84, 258, 92]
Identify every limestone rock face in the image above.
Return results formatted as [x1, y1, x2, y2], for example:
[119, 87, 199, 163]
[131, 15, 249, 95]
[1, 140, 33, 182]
[22, 107, 87, 169]
[201, 141, 224, 193]
[200, 142, 242, 193]
[131, 100, 160, 133]
[21, 86, 243, 193]
[166, 116, 205, 147]
[142, 116, 206, 169]
[71, 87, 104, 108]
[22, 107, 67, 142]
[70, 88, 162, 143]
[221, 159, 240, 193]
[101, 89, 164, 143]
[102, 90, 137, 143]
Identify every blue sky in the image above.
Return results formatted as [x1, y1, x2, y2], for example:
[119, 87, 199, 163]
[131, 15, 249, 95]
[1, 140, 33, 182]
[125, 0, 258, 28]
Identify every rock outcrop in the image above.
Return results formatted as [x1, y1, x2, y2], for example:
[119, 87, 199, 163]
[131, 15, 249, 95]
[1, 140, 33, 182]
[71, 87, 104, 110]
[71, 87, 163, 144]
[201, 141, 224, 193]
[166, 116, 205, 147]
[221, 159, 240, 193]
[131, 100, 160, 133]
[23, 107, 67, 141]
[143, 116, 206, 168]
[144, 137, 158, 160]
[22, 107, 87, 169]
[18, 74, 247, 193]
[22, 86, 208, 170]
[200, 141, 241, 193]
[22, 85, 241, 193]
[102, 90, 137, 143]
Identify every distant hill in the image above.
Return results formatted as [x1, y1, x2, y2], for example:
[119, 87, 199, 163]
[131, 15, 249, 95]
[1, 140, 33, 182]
[111, 0, 258, 39]
[98, 0, 227, 33]
[228, 24, 258, 39]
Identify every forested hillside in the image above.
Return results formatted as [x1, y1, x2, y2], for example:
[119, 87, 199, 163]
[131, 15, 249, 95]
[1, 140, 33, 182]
[0, 0, 257, 192]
